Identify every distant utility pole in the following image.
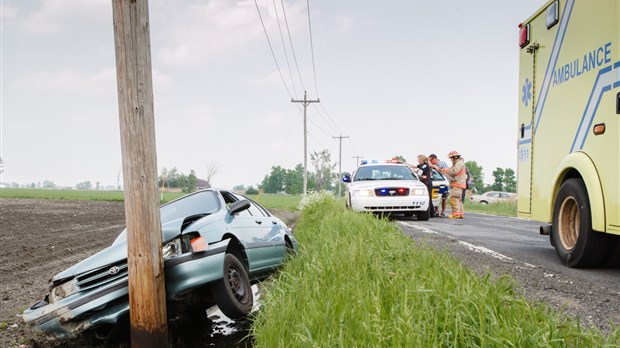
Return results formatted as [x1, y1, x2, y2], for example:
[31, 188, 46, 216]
[353, 155, 363, 168]
[112, 0, 168, 347]
[291, 90, 319, 195]
[333, 134, 349, 197]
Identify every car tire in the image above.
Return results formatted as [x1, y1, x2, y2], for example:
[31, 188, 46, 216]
[213, 253, 253, 319]
[551, 178, 609, 268]
[602, 235, 620, 267]
[285, 239, 296, 257]
[480, 201, 488, 205]
[417, 209, 430, 221]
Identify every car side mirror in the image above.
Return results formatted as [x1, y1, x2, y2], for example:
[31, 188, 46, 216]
[342, 174, 352, 183]
[229, 200, 250, 215]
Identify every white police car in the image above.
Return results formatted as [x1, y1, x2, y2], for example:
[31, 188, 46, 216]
[430, 169, 449, 208]
[342, 160, 430, 220]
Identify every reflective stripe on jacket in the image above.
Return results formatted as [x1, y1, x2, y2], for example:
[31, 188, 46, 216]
[442, 158, 467, 190]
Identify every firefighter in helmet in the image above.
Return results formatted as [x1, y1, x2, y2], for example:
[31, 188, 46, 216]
[441, 150, 467, 219]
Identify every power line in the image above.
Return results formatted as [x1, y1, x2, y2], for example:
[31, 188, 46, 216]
[306, 0, 319, 98]
[272, 0, 297, 97]
[280, 0, 306, 94]
[254, 0, 294, 99]
[312, 103, 343, 135]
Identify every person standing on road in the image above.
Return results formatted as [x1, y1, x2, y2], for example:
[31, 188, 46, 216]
[429, 153, 448, 218]
[415, 154, 435, 218]
[461, 158, 472, 202]
[441, 151, 467, 219]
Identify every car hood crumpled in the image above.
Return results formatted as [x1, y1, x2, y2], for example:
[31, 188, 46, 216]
[52, 218, 186, 282]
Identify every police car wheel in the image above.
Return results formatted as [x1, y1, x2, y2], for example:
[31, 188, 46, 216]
[417, 209, 430, 221]
[551, 178, 609, 267]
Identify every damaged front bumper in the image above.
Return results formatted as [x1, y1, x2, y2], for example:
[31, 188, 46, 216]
[23, 240, 229, 340]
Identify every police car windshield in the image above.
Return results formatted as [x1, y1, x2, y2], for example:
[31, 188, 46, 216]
[353, 165, 417, 181]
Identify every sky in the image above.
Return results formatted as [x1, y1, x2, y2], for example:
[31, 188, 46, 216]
[1, 0, 544, 190]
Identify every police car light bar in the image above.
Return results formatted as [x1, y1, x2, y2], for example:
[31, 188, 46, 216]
[360, 159, 403, 165]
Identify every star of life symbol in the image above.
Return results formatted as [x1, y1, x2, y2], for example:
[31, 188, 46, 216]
[521, 78, 532, 106]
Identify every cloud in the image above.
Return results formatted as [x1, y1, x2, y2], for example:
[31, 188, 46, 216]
[152, 0, 306, 67]
[334, 15, 354, 33]
[19, 0, 110, 35]
[17, 67, 116, 91]
[1, 4, 18, 20]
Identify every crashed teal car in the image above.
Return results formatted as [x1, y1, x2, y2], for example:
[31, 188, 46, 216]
[23, 189, 297, 340]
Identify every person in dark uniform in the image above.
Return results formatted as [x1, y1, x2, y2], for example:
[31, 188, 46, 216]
[415, 154, 435, 218]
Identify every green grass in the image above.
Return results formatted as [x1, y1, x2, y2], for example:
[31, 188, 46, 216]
[252, 196, 620, 347]
[0, 188, 189, 203]
[247, 193, 302, 211]
[0, 188, 300, 210]
[0, 188, 127, 201]
[464, 199, 517, 217]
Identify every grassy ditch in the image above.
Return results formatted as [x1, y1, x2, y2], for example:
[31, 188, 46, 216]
[252, 195, 620, 347]
[464, 199, 517, 217]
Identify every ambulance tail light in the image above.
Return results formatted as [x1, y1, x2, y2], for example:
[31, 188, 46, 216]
[519, 23, 530, 48]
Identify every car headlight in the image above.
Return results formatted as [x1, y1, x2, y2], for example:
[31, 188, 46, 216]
[49, 278, 77, 303]
[411, 188, 427, 196]
[162, 238, 183, 259]
[352, 189, 374, 197]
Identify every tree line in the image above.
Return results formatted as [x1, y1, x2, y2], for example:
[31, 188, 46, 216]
[257, 151, 516, 195]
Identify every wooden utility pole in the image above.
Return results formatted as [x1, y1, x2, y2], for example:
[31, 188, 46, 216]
[112, 1, 168, 347]
[332, 134, 349, 197]
[291, 91, 319, 195]
[353, 155, 363, 168]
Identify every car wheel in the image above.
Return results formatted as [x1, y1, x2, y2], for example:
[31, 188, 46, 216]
[285, 239, 296, 257]
[417, 209, 430, 221]
[213, 253, 253, 319]
[480, 201, 488, 205]
[551, 178, 609, 267]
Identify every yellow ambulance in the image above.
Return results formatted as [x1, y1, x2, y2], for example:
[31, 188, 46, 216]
[517, 0, 619, 267]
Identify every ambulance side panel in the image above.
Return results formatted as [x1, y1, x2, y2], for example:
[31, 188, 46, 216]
[518, 0, 620, 235]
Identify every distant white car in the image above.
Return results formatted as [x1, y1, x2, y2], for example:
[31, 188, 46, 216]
[342, 160, 430, 220]
[470, 191, 517, 205]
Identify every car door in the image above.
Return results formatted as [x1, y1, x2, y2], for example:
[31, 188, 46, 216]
[227, 193, 286, 274]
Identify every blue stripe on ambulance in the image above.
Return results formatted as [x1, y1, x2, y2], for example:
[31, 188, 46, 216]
[534, 0, 575, 135]
[570, 65, 616, 152]
[614, 61, 620, 89]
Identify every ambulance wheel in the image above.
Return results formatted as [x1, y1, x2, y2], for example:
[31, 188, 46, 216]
[551, 178, 608, 267]
[602, 235, 620, 267]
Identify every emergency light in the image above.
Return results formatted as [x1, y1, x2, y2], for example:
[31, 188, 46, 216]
[519, 23, 530, 48]
[546, 1, 559, 29]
